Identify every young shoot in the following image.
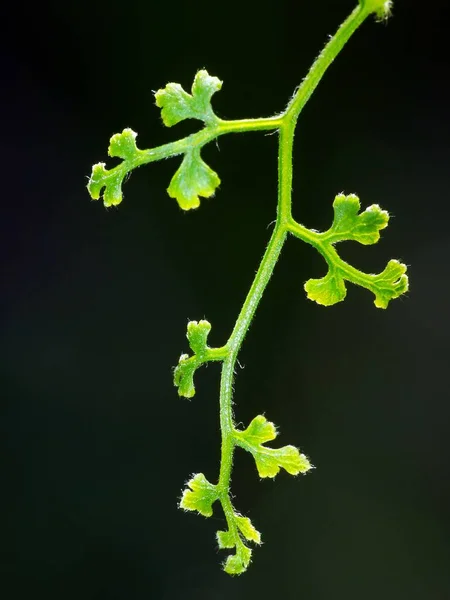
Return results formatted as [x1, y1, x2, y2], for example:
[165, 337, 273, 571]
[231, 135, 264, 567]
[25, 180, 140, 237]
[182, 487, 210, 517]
[87, 0, 407, 575]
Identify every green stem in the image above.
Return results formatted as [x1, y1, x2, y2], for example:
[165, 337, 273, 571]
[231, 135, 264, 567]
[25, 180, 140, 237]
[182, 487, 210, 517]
[285, 4, 367, 123]
[215, 2, 371, 523]
[217, 224, 287, 495]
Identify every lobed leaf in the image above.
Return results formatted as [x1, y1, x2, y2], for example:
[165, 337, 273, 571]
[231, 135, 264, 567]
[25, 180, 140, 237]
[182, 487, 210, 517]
[371, 259, 409, 309]
[217, 529, 235, 549]
[235, 515, 261, 544]
[238, 414, 277, 445]
[174, 320, 212, 398]
[235, 415, 312, 479]
[173, 354, 197, 398]
[304, 259, 408, 309]
[155, 69, 222, 127]
[327, 193, 389, 245]
[179, 473, 218, 517]
[108, 128, 139, 160]
[304, 269, 347, 307]
[217, 512, 261, 575]
[87, 129, 141, 207]
[168, 148, 220, 210]
[187, 320, 211, 355]
[223, 544, 252, 576]
[302, 192, 408, 308]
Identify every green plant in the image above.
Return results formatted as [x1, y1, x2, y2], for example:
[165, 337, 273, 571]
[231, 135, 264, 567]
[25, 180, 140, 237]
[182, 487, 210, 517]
[87, 0, 407, 575]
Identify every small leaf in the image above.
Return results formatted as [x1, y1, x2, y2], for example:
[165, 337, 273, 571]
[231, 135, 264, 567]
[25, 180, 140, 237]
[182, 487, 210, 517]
[187, 320, 211, 356]
[87, 129, 141, 207]
[155, 69, 222, 127]
[305, 269, 347, 306]
[174, 320, 213, 398]
[224, 544, 252, 576]
[179, 473, 218, 517]
[300, 192, 408, 308]
[108, 128, 139, 159]
[217, 512, 260, 574]
[235, 415, 313, 479]
[168, 148, 220, 210]
[217, 530, 235, 549]
[173, 354, 197, 398]
[88, 163, 124, 207]
[371, 259, 408, 309]
[238, 414, 277, 445]
[235, 516, 261, 544]
[253, 445, 312, 478]
[328, 193, 389, 245]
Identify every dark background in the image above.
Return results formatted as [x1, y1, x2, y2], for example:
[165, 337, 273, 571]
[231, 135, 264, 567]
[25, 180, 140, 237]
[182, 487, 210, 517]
[2, 0, 449, 598]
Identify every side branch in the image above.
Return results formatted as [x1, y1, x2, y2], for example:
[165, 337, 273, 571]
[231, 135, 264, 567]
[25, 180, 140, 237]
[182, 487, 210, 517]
[88, 117, 282, 208]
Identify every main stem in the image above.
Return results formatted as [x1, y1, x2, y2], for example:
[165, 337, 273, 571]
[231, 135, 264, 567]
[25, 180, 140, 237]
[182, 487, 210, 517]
[216, 2, 370, 520]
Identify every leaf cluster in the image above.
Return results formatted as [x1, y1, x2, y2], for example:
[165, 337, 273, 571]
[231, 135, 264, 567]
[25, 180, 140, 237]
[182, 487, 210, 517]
[179, 415, 312, 574]
[88, 71, 222, 210]
[302, 194, 408, 308]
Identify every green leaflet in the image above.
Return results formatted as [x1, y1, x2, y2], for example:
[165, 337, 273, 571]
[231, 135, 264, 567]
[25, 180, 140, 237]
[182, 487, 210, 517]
[174, 320, 222, 398]
[156, 71, 222, 210]
[223, 544, 252, 576]
[173, 353, 197, 398]
[179, 473, 218, 517]
[217, 513, 261, 575]
[305, 269, 347, 306]
[370, 259, 409, 309]
[87, 129, 141, 207]
[168, 148, 220, 210]
[325, 193, 389, 245]
[234, 515, 261, 544]
[155, 70, 222, 127]
[303, 193, 409, 308]
[234, 415, 312, 478]
[305, 259, 408, 308]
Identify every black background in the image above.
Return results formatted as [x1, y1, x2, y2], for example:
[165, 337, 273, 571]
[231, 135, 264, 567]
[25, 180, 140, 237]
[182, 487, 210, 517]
[2, 0, 450, 598]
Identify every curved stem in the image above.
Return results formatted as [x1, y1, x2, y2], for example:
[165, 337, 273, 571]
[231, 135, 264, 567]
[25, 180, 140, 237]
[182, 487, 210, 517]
[214, 2, 372, 526]
[285, 4, 368, 124]
[217, 224, 287, 495]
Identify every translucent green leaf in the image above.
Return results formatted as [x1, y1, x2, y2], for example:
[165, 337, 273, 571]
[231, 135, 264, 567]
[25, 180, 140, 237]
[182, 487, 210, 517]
[174, 320, 213, 398]
[235, 515, 261, 544]
[88, 163, 124, 207]
[168, 148, 220, 210]
[179, 473, 218, 517]
[328, 193, 389, 245]
[300, 192, 408, 309]
[224, 544, 252, 576]
[155, 69, 222, 127]
[217, 530, 235, 549]
[235, 415, 312, 479]
[87, 129, 141, 207]
[305, 259, 408, 309]
[238, 414, 277, 445]
[187, 320, 211, 355]
[173, 354, 197, 398]
[253, 445, 312, 478]
[217, 512, 260, 575]
[108, 128, 139, 159]
[371, 259, 408, 308]
[304, 270, 347, 307]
